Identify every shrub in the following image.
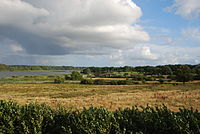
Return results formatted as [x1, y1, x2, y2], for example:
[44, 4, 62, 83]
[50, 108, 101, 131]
[54, 77, 64, 84]
[109, 80, 119, 85]
[65, 75, 71, 80]
[80, 80, 141, 85]
[0, 101, 200, 134]
[167, 75, 176, 80]
[142, 80, 146, 84]
[132, 75, 144, 81]
[80, 79, 94, 85]
[159, 79, 164, 84]
[93, 79, 107, 85]
[132, 81, 140, 84]
[144, 77, 154, 81]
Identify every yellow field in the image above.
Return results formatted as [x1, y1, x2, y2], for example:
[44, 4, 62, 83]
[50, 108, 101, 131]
[0, 83, 200, 111]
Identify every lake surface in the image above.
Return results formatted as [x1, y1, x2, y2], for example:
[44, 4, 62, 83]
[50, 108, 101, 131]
[0, 71, 71, 78]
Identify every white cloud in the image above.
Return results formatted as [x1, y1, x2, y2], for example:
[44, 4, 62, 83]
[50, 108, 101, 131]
[0, 0, 149, 56]
[182, 27, 200, 41]
[0, 0, 49, 27]
[145, 45, 200, 65]
[108, 43, 200, 66]
[109, 46, 159, 65]
[166, 0, 200, 19]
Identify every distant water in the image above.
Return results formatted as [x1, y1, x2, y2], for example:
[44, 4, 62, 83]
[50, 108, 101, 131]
[0, 71, 70, 78]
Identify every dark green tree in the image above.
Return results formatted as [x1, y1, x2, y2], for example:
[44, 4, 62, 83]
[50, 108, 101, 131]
[80, 79, 94, 84]
[161, 66, 173, 75]
[175, 65, 193, 84]
[93, 79, 107, 85]
[194, 65, 200, 80]
[65, 74, 71, 80]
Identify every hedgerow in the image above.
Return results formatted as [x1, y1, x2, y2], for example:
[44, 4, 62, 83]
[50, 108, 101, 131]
[0, 100, 199, 134]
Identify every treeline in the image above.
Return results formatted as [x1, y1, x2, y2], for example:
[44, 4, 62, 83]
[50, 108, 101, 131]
[0, 100, 199, 134]
[82, 64, 200, 75]
[0, 64, 83, 71]
[1, 64, 200, 76]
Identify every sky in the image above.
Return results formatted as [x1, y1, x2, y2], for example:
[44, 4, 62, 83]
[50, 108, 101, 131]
[0, 0, 200, 66]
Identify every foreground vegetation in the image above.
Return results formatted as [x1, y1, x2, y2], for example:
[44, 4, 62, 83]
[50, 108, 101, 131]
[0, 100, 199, 134]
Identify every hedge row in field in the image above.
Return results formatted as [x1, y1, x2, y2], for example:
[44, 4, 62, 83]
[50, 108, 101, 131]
[80, 79, 141, 85]
[0, 100, 200, 134]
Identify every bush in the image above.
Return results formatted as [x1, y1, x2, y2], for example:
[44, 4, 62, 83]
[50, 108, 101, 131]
[109, 80, 119, 85]
[65, 75, 71, 80]
[144, 77, 154, 81]
[80, 79, 141, 85]
[114, 105, 200, 134]
[54, 77, 64, 84]
[80, 79, 94, 85]
[132, 75, 144, 81]
[131, 75, 154, 81]
[132, 81, 140, 84]
[0, 101, 200, 134]
[159, 79, 164, 84]
[167, 75, 176, 80]
[142, 80, 146, 84]
[93, 79, 107, 85]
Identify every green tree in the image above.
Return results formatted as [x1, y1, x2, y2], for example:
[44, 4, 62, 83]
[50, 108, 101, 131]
[71, 71, 83, 80]
[82, 68, 91, 74]
[54, 77, 64, 84]
[161, 66, 173, 75]
[175, 65, 193, 84]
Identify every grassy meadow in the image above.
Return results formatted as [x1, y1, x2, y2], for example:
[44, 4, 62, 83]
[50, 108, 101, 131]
[0, 74, 200, 111]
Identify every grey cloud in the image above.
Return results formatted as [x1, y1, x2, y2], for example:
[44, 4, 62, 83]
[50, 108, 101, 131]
[0, 25, 72, 55]
[0, 0, 149, 57]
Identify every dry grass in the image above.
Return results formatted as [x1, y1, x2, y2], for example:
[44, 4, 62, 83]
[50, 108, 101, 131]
[0, 83, 200, 111]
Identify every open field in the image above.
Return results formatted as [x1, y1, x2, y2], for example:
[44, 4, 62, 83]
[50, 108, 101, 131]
[0, 82, 200, 111]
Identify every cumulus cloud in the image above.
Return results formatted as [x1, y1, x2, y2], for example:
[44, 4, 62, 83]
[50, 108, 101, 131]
[0, 0, 49, 27]
[0, 0, 149, 56]
[166, 0, 200, 19]
[109, 46, 159, 65]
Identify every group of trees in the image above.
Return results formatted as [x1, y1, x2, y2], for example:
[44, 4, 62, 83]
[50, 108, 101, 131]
[82, 64, 200, 83]
[82, 66, 135, 74]
[54, 71, 83, 83]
